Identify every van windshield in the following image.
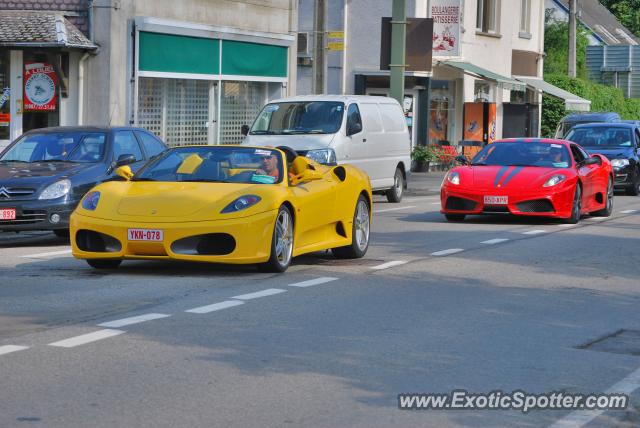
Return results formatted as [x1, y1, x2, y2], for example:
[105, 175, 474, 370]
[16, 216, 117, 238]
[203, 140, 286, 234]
[250, 101, 345, 135]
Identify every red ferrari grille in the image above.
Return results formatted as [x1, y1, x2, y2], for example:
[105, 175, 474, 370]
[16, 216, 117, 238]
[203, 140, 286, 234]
[516, 199, 555, 213]
[445, 196, 477, 211]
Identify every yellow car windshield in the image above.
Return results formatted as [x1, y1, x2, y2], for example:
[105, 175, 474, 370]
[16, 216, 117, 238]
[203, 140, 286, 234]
[133, 147, 284, 184]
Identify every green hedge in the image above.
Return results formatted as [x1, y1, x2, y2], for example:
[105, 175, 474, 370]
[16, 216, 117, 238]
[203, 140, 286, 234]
[541, 73, 640, 137]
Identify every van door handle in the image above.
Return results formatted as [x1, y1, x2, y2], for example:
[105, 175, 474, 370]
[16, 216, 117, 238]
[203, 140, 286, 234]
[362, 138, 367, 142]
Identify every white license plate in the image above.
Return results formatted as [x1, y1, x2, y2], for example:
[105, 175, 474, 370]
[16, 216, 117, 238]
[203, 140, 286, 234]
[0, 208, 16, 221]
[484, 196, 508, 205]
[127, 228, 164, 242]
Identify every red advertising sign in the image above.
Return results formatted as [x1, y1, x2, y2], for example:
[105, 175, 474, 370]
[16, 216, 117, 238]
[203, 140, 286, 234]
[24, 63, 58, 111]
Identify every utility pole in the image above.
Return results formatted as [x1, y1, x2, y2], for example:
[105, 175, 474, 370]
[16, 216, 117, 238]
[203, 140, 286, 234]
[568, 0, 577, 78]
[313, 0, 326, 94]
[390, 0, 407, 104]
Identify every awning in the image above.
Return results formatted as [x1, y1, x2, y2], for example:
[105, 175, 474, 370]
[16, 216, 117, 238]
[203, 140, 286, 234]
[439, 61, 527, 92]
[514, 76, 591, 112]
[0, 11, 96, 50]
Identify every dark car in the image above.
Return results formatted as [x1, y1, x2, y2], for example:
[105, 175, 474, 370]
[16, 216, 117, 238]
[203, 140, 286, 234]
[0, 126, 167, 235]
[565, 123, 640, 195]
[554, 112, 621, 139]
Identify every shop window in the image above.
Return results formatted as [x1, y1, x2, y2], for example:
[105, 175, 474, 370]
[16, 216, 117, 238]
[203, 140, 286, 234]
[0, 51, 9, 141]
[137, 77, 212, 147]
[220, 81, 267, 145]
[22, 52, 60, 133]
[429, 80, 456, 145]
[474, 81, 493, 102]
[476, 0, 500, 34]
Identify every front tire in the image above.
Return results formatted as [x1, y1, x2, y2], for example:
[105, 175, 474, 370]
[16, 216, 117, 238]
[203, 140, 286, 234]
[332, 195, 370, 259]
[386, 167, 404, 203]
[593, 177, 614, 217]
[445, 214, 466, 222]
[86, 259, 122, 269]
[259, 205, 294, 273]
[625, 169, 640, 196]
[563, 184, 582, 224]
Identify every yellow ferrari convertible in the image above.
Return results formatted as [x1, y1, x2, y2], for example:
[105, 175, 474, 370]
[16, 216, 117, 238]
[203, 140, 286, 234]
[70, 145, 372, 272]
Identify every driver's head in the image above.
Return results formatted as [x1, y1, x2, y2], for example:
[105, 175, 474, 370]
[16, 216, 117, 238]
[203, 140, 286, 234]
[260, 154, 278, 173]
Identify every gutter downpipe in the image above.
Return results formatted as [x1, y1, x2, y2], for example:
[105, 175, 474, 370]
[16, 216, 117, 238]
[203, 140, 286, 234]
[78, 0, 94, 125]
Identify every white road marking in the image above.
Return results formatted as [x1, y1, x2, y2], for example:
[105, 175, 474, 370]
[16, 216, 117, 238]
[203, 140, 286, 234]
[481, 238, 509, 245]
[549, 366, 640, 428]
[522, 230, 547, 235]
[185, 300, 245, 314]
[431, 202, 442, 205]
[431, 248, 464, 256]
[98, 313, 171, 328]
[585, 216, 607, 221]
[558, 224, 576, 227]
[374, 205, 416, 214]
[620, 209, 638, 214]
[231, 288, 287, 300]
[288, 277, 339, 288]
[20, 249, 72, 259]
[0, 345, 29, 356]
[403, 196, 439, 202]
[371, 260, 408, 270]
[48, 329, 125, 348]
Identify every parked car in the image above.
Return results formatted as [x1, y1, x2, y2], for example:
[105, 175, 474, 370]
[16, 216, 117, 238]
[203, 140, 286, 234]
[554, 112, 621, 138]
[440, 138, 613, 224]
[565, 122, 640, 195]
[70, 145, 372, 272]
[0, 126, 167, 236]
[243, 95, 411, 203]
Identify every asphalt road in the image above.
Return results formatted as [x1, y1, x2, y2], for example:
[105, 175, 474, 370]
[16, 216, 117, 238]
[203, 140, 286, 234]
[1, 192, 640, 427]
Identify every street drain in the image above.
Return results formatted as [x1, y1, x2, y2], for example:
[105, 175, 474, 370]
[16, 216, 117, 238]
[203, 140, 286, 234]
[577, 329, 640, 356]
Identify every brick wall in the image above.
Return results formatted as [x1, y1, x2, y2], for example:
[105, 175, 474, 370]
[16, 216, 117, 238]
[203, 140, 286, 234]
[0, 0, 89, 34]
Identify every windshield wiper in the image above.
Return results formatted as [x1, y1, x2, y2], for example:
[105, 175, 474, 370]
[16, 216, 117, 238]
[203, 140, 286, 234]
[250, 130, 276, 135]
[282, 129, 326, 134]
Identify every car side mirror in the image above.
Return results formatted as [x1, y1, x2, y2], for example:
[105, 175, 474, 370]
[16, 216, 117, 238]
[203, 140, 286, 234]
[108, 154, 136, 174]
[241, 125, 250, 136]
[290, 156, 323, 184]
[455, 155, 469, 165]
[115, 165, 134, 181]
[347, 121, 362, 136]
[582, 156, 601, 166]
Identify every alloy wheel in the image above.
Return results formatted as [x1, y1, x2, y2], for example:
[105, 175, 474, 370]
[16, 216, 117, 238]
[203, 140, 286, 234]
[275, 209, 293, 267]
[354, 199, 370, 251]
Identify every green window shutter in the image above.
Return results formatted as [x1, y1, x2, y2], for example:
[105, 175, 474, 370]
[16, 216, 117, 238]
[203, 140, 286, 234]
[222, 41, 288, 78]
[139, 32, 219, 75]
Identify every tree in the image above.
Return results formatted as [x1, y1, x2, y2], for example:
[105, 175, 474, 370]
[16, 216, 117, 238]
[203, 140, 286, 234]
[544, 11, 589, 79]
[599, 0, 640, 37]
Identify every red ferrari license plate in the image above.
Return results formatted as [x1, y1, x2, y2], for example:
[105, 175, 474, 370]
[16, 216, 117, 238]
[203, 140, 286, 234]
[0, 208, 16, 221]
[127, 228, 164, 242]
[484, 196, 508, 205]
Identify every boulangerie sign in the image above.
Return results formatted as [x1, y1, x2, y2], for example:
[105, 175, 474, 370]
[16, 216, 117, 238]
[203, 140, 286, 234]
[24, 62, 58, 111]
[431, 0, 461, 57]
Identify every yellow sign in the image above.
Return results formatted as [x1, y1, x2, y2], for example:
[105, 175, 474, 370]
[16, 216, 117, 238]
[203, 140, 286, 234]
[327, 41, 344, 51]
[328, 31, 344, 39]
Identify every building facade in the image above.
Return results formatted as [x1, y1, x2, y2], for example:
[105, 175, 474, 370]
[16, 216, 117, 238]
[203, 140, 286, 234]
[0, 0, 298, 149]
[298, 0, 589, 148]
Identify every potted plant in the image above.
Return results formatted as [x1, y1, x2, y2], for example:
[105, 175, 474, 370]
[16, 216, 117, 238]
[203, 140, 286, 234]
[411, 145, 434, 172]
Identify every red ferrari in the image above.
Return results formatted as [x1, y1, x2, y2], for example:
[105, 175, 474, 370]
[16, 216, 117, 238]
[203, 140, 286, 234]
[440, 139, 614, 224]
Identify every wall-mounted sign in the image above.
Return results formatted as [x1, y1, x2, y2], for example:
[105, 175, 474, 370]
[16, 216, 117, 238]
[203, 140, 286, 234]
[380, 18, 433, 72]
[327, 41, 344, 51]
[432, 0, 461, 57]
[24, 62, 58, 111]
[328, 31, 344, 39]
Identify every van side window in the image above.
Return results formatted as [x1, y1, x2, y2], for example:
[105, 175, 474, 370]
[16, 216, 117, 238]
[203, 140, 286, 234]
[346, 104, 362, 135]
[359, 103, 384, 133]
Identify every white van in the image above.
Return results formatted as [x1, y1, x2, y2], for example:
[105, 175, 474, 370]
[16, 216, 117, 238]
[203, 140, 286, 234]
[243, 95, 411, 202]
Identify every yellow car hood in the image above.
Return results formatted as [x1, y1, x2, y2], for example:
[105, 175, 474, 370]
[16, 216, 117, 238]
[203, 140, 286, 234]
[79, 181, 282, 222]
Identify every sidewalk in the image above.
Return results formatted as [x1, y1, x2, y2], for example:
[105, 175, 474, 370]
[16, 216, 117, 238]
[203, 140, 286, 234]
[406, 171, 446, 196]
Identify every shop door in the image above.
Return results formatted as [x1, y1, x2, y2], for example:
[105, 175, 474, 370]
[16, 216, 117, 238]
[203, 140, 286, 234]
[502, 103, 538, 138]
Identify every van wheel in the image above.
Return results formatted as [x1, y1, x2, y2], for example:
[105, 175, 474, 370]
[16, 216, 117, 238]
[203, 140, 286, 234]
[386, 167, 404, 203]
